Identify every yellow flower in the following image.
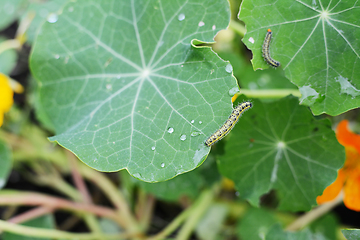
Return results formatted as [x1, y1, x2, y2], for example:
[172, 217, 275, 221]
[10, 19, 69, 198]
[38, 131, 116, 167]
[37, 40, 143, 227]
[0, 73, 23, 126]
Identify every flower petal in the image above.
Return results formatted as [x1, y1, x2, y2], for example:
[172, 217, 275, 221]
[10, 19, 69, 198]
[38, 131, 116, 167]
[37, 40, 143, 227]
[0, 73, 14, 113]
[344, 171, 360, 212]
[317, 169, 345, 204]
[336, 120, 360, 154]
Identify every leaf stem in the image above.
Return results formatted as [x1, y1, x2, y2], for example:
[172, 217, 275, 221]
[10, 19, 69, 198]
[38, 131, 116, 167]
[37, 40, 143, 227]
[0, 219, 131, 239]
[79, 166, 140, 233]
[286, 191, 343, 231]
[0, 191, 124, 226]
[237, 89, 301, 99]
[229, 20, 246, 37]
[0, 39, 21, 55]
[175, 189, 213, 240]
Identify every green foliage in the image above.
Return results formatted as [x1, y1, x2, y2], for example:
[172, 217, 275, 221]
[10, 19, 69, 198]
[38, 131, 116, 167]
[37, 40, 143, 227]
[30, 0, 237, 182]
[3, 215, 55, 240]
[0, 140, 12, 189]
[237, 208, 278, 240]
[0, 38, 17, 75]
[138, 154, 219, 201]
[342, 229, 360, 240]
[218, 96, 345, 211]
[0, 0, 27, 30]
[240, 0, 360, 116]
[266, 224, 328, 240]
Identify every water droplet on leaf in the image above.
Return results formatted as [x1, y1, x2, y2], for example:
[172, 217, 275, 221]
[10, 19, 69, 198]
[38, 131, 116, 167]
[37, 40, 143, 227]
[178, 13, 185, 21]
[47, 13, 58, 23]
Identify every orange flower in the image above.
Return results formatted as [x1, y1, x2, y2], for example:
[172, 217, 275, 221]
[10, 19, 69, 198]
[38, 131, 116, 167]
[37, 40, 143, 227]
[0, 73, 23, 126]
[317, 120, 360, 211]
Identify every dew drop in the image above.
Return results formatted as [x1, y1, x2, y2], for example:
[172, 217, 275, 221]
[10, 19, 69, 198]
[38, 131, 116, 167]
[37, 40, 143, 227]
[161, 163, 165, 168]
[47, 13, 58, 23]
[198, 21, 205, 27]
[225, 63, 233, 73]
[235, 191, 240, 196]
[106, 84, 112, 90]
[151, 146, 155, 151]
[212, 25, 216, 30]
[178, 13, 185, 21]
[117, 75, 121, 79]
[249, 37, 255, 44]
[191, 131, 200, 137]
[180, 134, 187, 141]
[190, 120, 195, 124]
[54, 54, 60, 59]
[167, 127, 174, 133]
[199, 121, 202, 124]
[68, 6, 74, 12]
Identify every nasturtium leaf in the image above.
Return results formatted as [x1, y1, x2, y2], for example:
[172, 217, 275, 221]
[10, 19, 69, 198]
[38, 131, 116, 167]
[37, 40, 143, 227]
[22, 0, 65, 44]
[265, 224, 328, 240]
[310, 214, 338, 240]
[237, 208, 278, 240]
[0, 140, 12, 189]
[0, 37, 17, 75]
[3, 215, 55, 240]
[342, 229, 360, 240]
[239, 0, 360, 116]
[217, 96, 344, 211]
[138, 154, 219, 201]
[0, 0, 27, 30]
[30, 0, 237, 182]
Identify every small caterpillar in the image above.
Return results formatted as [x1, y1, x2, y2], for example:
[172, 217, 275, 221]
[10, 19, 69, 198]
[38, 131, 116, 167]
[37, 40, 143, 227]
[205, 101, 252, 147]
[262, 29, 280, 67]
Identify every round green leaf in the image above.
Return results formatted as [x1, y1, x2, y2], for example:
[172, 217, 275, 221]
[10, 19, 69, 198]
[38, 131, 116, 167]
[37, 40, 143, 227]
[217, 96, 344, 211]
[138, 154, 218, 201]
[22, 0, 65, 44]
[240, 0, 360, 116]
[342, 229, 360, 240]
[0, 37, 17, 75]
[30, 0, 237, 182]
[0, 0, 27, 30]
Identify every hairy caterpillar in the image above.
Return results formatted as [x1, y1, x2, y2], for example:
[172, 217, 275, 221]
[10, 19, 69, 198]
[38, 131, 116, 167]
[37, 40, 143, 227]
[205, 101, 252, 147]
[262, 29, 280, 67]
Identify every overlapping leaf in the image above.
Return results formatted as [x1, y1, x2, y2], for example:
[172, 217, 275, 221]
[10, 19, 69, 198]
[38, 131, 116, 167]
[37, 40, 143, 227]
[30, 0, 237, 182]
[342, 229, 360, 240]
[217, 96, 344, 211]
[0, 0, 27, 30]
[240, 0, 360, 116]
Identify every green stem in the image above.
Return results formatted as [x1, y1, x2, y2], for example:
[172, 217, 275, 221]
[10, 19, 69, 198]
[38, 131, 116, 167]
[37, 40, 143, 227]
[176, 189, 214, 240]
[0, 191, 123, 226]
[80, 166, 140, 233]
[68, 154, 102, 233]
[229, 20, 246, 37]
[238, 89, 301, 99]
[0, 39, 21, 55]
[0, 219, 130, 239]
[147, 202, 197, 240]
[286, 191, 343, 231]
